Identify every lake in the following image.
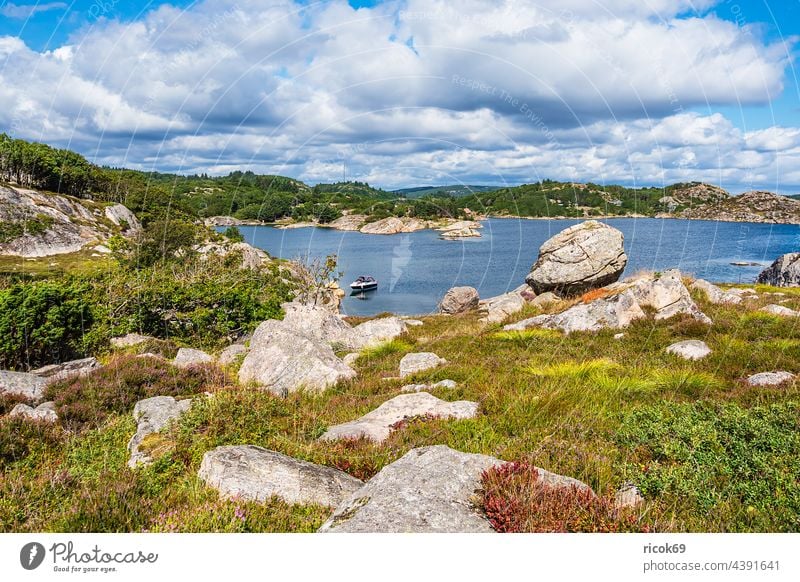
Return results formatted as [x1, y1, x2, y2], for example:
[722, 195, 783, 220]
[227, 218, 800, 316]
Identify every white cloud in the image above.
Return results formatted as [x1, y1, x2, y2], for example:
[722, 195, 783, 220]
[0, 0, 797, 192]
[1, 2, 66, 20]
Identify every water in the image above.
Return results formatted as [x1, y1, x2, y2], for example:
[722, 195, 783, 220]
[226, 218, 800, 316]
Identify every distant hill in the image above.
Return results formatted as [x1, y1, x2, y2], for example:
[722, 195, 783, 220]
[393, 185, 497, 198]
[677, 190, 800, 224]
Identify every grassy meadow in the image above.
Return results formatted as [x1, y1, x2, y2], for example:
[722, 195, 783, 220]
[1, 282, 799, 533]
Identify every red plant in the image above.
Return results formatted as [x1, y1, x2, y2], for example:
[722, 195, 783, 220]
[480, 461, 649, 533]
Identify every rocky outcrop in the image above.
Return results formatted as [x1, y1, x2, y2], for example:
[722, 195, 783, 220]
[238, 319, 356, 395]
[525, 221, 627, 296]
[505, 270, 710, 333]
[745, 371, 795, 386]
[320, 392, 478, 443]
[0, 185, 138, 257]
[505, 289, 644, 334]
[757, 253, 800, 287]
[399, 352, 447, 378]
[690, 279, 742, 305]
[666, 340, 712, 361]
[319, 445, 591, 533]
[327, 214, 368, 231]
[30, 357, 99, 384]
[280, 302, 357, 347]
[437, 220, 482, 239]
[350, 317, 408, 350]
[360, 217, 427, 235]
[198, 445, 363, 507]
[127, 396, 192, 468]
[195, 241, 270, 270]
[439, 286, 480, 314]
[173, 348, 214, 368]
[0, 370, 48, 401]
[678, 191, 800, 224]
[9, 401, 58, 423]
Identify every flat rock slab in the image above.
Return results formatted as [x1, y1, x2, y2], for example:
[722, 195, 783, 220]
[319, 445, 593, 533]
[666, 340, 712, 361]
[128, 396, 192, 468]
[320, 392, 478, 443]
[173, 348, 214, 368]
[761, 304, 799, 317]
[9, 401, 58, 423]
[401, 379, 457, 393]
[238, 320, 356, 395]
[199, 445, 363, 507]
[30, 357, 99, 383]
[0, 370, 48, 401]
[399, 352, 447, 378]
[745, 371, 796, 386]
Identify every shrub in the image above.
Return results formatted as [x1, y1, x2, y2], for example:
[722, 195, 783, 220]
[480, 461, 648, 532]
[616, 401, 800, 531]
[223, 226, 244, 242]
[0, 417, 65, 468]
[0, 278, 96, 370]
[45, 355, 230, 430]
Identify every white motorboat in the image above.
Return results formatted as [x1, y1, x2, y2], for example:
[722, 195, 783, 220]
[350, 275, 378, 291]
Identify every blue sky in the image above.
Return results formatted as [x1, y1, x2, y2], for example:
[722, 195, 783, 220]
[1, 0, 799, 192]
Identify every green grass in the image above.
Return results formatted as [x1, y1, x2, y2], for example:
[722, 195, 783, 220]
[1, 285, 799, 532]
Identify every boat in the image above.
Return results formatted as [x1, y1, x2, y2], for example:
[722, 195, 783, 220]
[350, 275, 378, 292]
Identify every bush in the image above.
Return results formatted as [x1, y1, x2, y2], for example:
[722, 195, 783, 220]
[0, 278, 96, 370]
[45, 355, 231, 430]
[480, 461, 648, 532]
[616, 401, 800, 531]
[223, 226, 244, 242]
[0, 417, 65, 468]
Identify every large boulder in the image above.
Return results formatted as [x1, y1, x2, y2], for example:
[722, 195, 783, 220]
[30, 357, 99, 384]
[399, 352, 447, 378]
[439, 286, 480, 314]
[0, 370, 48, 401]
[757, 253, 800, 287]
[319, 445, 592, 533]
[349, 317, 408, 350]
[505, 290, 644, 334]
[280, 303, 355, 347]
[198, 445, 363, 507]
[320, 392, 478, 443]
[127, 396, 192, 468]
[525, 221, 627, 296]
[238, 320, 356, 395]
[104, 204, 143, 234]
[628, 270, 712, 323]
[479, 285, 531, 323]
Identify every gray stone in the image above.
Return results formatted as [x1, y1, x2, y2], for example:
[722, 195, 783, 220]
[238, 320, 356, 395]
[399, 352, 447, 378]
[319, 445, 592, 533]
[530, 291, 561, 307]
[629, 270, 712, 324]
[350, 317, 408, 350]
[757, 253, 800, 287]
[218, 344, 248, 366]
[480, 292, 526, 323]
[320, 392, 478, 443]
[104, 203, 142, 234]
[342, 353, 360, 367]
[9, 401, 58, 423]
[0, 370, 48, 401]
[690, 279, 743, 305]
[666, 340, 712, 361]
[280, 302, 356, 347]
[525, 221, 627, 296]
[439, 286, 480, 314]
[745, 371, 795, 386]
[128, 396, 192, 468]
[173, 348, 214, 368]
[198, 445, 362, 507]
[110, 333, 155, 349]
[761, 304, 799, 317]
[30, 357, 99, 383]
[614, 483, 644, 509]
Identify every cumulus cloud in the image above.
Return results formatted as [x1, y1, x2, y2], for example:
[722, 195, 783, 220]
[0, 0, 797, 192]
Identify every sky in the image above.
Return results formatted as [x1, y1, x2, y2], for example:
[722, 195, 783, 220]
[1, 0, 799, 193]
